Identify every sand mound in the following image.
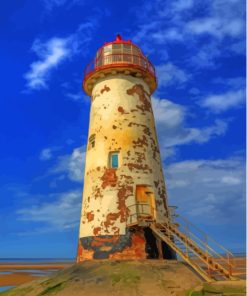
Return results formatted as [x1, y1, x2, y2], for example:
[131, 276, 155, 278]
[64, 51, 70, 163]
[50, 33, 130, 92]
[0, 260, 245, 296]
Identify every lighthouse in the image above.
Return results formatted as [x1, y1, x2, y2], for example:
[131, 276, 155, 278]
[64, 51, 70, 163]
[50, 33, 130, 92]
[77, 34, 173, 261]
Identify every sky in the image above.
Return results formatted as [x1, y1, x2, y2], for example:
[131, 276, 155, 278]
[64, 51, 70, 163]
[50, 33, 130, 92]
[0, 0, 245, 259]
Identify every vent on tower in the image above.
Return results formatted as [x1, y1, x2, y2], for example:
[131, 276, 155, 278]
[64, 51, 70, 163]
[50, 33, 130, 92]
[88, 134, 95, 150]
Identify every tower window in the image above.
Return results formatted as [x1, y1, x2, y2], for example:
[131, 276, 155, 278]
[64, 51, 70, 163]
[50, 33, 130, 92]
[109, 152, 119, 169]
[88, 134, 95, 150]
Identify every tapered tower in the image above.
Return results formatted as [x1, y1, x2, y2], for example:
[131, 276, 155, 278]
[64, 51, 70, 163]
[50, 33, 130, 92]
[77, 35, 173, 261]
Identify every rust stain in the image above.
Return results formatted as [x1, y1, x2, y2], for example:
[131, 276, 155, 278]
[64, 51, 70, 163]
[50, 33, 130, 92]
[117, 185, 133, 223]
[86, 211, 94, 222]
[135, 151, 146, 162]
[126, 84, 152, 113]
[133, 135, 148, 148]
[101, 168, 118, 189]
[118, 106, 129, 114]
[112, 226, 120, 236]
[104, 212, 120, 230]
[127, 163, 152, 173]
[94, 186, 103, 199]
[93, 227, 101, 236]
[100, 85, 110, 94]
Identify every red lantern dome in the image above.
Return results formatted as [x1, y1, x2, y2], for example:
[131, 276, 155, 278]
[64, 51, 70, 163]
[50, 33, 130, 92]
[83, 35, 157, 96]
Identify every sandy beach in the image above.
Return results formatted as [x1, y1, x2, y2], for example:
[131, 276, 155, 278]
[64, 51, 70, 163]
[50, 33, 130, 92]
[0, 263, 73, 287]
[0, 257, 245, 290]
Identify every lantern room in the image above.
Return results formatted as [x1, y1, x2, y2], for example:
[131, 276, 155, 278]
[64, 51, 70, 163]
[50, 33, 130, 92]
[83, 34, 157, 96]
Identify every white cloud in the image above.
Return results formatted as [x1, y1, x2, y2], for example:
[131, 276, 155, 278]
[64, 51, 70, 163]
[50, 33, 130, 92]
[166, 156, 245, 224]
[156, 63, 190, 88]
[188, 41, 221, 69]
[152, 97, 228, 157]
[221, 176, 241, 185]
[186, 17, 244, 39]
[201, 89, 245, 113]
[51, 145, 86, 182]
[65, 91, 90, 103]
[24, 38, 69, 90]
[131, 0, 245, 66]
[17, 190, 81, 232]
[172, 0, 194, 12]
[24, 22, 95, 91]
[40, 148, 53, 161]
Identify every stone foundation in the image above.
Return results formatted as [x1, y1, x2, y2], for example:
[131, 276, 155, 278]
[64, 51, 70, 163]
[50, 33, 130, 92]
[77, 229, 147, 262]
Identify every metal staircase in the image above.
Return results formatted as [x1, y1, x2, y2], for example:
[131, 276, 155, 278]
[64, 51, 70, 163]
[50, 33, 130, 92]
[127, 205, 237, 282]
[150, 217, 236, 282]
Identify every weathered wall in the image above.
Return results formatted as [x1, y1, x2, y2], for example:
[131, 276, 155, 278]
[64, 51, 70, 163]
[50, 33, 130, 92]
[78, 74, 169, 261]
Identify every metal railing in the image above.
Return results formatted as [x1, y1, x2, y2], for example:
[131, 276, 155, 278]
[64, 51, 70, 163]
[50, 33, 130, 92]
[126, 203, 237, 280]
[157, 215, 236, 280]
[84, 53, 156, 78]
[127, 203, 154, 226]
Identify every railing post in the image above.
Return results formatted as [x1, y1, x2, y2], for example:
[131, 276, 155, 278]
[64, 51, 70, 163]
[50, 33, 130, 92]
[185, 221, 189, 258]
[205, 234, 211, 276]
[227, 252, 232, 276]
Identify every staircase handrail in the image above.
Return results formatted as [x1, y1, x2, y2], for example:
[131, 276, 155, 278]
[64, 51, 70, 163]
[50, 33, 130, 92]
[175, 215, 235, 258]
[170, 221, 234, 271]
[163, 215, 235, 272]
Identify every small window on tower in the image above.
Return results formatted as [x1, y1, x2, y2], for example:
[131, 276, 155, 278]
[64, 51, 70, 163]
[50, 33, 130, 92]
[109, 152, 119, 169]
[88, 134, 95, 150]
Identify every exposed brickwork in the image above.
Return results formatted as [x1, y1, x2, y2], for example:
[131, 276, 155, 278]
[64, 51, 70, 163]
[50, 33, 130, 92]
[77, 230, 146, 262]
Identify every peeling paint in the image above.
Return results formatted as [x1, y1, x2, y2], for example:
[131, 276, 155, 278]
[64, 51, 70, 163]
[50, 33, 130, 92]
[78, 75, 170, 262]
[86, 211, 94, 222]
[126, 84, 152, 113]
[101, 168, 118, 189]
[100, 85, 110, 94]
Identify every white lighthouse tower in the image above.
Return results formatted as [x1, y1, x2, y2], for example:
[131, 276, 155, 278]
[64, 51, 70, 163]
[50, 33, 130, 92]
[77, 35, 173, 261]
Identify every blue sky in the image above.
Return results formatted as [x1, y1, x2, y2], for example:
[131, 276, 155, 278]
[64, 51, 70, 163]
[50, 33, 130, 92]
[0, 0, 245, 258]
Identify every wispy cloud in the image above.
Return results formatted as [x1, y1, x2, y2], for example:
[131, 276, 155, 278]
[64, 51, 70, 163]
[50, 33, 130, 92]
[131, 0, 245, 67]
[41, 0, 83, 11]
[40, 148, 53, 161]
[166, 155, 245, 224]
[152, 97, 228, 158]
[17, 190, 81, 233]
[156, 63, 190, 88]
[24, 38, 69, 90]
[186, 16, 244, 39]
[24, 22, 95, 91]
[201, 89, 245, 113]
[51, 145, 86, 182]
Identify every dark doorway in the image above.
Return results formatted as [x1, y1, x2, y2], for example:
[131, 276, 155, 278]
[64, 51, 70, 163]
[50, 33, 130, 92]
[144, 227, 159, 259]
[161, 241, 176, 259]
[144, 227, 176, 259]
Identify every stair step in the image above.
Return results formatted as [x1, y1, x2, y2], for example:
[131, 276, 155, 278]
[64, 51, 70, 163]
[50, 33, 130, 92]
[152, 223, 233, 281]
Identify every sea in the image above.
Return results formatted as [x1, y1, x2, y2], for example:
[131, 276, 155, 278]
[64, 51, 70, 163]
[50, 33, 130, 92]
[0, 258, 74, 293]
